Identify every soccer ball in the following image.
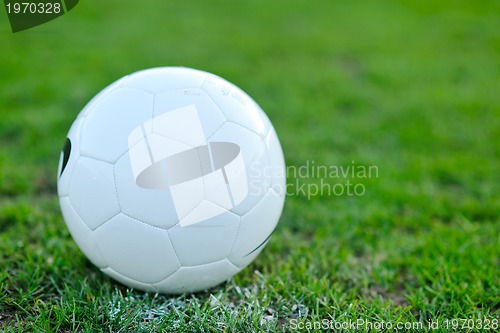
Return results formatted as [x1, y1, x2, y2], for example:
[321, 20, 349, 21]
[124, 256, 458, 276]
[57, 67, 286, 294]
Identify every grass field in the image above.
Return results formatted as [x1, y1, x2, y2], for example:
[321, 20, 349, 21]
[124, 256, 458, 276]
[1, 0, 499, 332]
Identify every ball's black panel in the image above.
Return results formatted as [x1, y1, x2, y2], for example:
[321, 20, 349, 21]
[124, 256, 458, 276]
[60, 138, 71, 177]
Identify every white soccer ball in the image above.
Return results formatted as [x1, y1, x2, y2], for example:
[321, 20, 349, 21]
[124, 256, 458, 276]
[57, 67, 286, 294]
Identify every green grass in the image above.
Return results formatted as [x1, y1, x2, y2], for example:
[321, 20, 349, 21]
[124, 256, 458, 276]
[1, 0, 499, 331]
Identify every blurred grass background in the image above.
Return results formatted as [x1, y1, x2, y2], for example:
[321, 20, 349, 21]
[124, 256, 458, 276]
[1, 0, 499, 331]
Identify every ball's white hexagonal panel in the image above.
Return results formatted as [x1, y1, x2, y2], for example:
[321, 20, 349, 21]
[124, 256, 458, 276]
[209, 122, 270, 216]
[152, 103, 206, 147]
[168, 211, 239, 266]
[68, 157, 120, 230]
[114, 152, 180, 229]
[220, 146, 249, 205]
[265, 127, 286, 197]
[177, 201, 229, 228]
[143, 134, 193, 169]
[229, 189, 285, 268]
[59, 197, 106, 268]
[81, 76, 129, 117]
[101, 267, 157, 292]
[169, 176, 205, 221]
[154, 89, 225, 141]
[80, 87, 154, 163]
[202, 74, 267, 137]
[154, 259, 240, 294]
[123, 67, 208, 94]
[93, 213, 180, 283]
[58, 114, 84, 197]
[203, 168, 233, 209]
